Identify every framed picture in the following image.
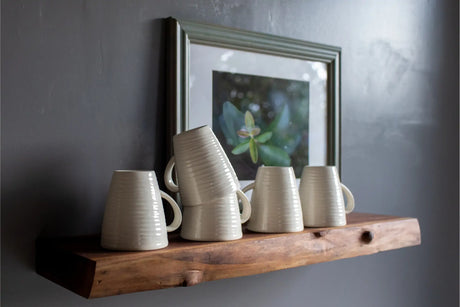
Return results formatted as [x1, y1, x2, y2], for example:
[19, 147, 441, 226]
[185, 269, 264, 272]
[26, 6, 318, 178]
[166, 17, 341, 181]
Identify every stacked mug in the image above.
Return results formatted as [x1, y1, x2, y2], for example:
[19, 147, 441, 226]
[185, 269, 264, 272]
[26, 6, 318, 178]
[164, 125, 251, 241]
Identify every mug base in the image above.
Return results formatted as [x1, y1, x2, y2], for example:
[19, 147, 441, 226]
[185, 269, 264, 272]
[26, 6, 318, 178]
[100, 240, 169, 251]
[303, 221, 347, 227]
[247, 225, 304, 233]
[180, 233, 243, 242]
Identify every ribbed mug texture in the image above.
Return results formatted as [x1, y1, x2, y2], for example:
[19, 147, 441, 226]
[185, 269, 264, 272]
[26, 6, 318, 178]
[246, 167, 304, 233]
[173, 126, 240, 206]
[101, 171, 169, 250]
[180, 193, 243, 241]
[299, 166, 348, 227]
[166, 126, 251, 241]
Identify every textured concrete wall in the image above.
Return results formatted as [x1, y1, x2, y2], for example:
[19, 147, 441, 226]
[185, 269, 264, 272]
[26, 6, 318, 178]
[2, 1, 458, 306]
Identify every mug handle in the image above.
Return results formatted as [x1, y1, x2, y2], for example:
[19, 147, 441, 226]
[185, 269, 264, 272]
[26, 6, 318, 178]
[160, 191, 182, 232]
[164, 156, 179, 193]
[236, 189, 251, 224]
[341, 183, 355, 213]
[241, 182, 255, 193]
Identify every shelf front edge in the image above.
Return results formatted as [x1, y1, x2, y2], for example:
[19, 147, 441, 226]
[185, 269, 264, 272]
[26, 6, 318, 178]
[87, 215, 420, 298]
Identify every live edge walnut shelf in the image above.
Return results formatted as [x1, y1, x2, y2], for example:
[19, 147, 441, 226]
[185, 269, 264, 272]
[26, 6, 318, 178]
[35, 212, 420, 298]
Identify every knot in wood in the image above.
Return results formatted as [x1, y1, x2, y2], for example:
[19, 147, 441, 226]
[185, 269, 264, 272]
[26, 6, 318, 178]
[314, 231, 326, 238]
[361, 231, 374, 244]
[183, 270, 204, 287]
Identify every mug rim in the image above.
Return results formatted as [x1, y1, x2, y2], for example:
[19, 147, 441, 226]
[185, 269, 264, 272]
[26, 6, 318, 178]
[259, 166, 293, 169]
[113, 170, 155, 173]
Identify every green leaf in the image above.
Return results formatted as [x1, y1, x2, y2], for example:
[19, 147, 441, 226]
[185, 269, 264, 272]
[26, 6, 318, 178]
[220, 101, 245, 146]
[259, 144, 291, 166]
[267, 104, 290, 132]
[266, 104, 302, 154]
[237, 130, 250, 138]
[245, 111, 255, 130]
[250, 127, 260, 136]
[255, 131, 272, 143]
[249, 138, 258, 163]
[232, 140, 250, 155]
[274, 134, 301, 155]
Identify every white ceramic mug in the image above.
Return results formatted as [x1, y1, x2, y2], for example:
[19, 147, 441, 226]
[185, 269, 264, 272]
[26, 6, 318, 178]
[164, 125, 243, 206]
[299, 166, 354, 227]
[181, 190, 251, 241]
[164, 125, 251, 241]
[242, 166, 304, 233]
[101, 170, 182, 251]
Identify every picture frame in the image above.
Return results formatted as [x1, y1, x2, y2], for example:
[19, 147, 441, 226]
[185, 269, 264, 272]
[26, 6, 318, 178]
[166, 17, 341, 180]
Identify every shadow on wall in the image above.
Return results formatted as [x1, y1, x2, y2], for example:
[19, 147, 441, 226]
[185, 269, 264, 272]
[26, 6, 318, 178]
[2, 154, 100, 271]
[2, 18, 171, 272]
[141, 18, 169, 175]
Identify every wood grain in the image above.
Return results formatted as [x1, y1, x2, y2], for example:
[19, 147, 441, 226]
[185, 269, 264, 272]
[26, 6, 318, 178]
[35, 212, 421, 298]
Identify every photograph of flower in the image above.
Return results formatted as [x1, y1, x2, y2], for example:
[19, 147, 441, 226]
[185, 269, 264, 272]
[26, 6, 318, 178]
[168, 18, 341, 180]
[212, 71, 310, 180]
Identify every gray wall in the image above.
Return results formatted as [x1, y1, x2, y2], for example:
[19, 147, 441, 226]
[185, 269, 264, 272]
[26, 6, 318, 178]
[2, 0, 458, 306]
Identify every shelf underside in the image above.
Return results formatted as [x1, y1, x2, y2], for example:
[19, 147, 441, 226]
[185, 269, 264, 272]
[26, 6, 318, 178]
[36, 212, 421, 298]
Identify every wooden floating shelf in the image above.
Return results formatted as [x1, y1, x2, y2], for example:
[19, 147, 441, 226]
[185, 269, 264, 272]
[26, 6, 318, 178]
[35, 212, 421, 298]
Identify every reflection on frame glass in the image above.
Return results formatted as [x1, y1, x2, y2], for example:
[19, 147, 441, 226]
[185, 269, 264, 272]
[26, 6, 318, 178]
[166, 17, 341, 179]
